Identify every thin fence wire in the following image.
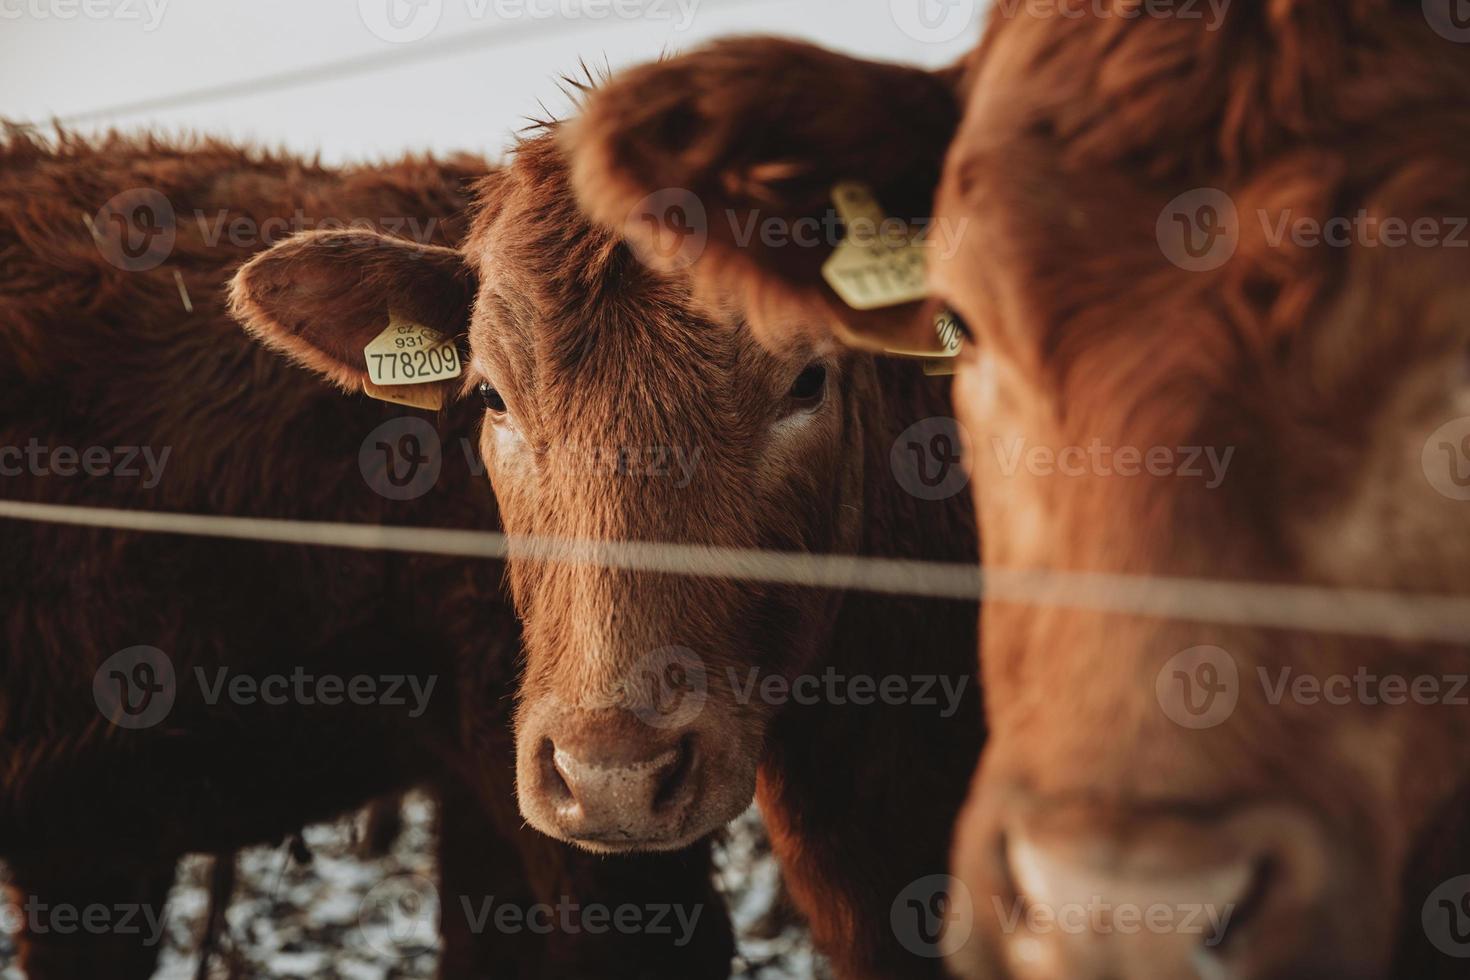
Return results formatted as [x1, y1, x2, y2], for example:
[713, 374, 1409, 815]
[1, 498, 1465, 644]
[45, 0, 774, 127]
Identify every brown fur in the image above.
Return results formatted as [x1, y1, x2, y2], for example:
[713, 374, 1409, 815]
[0, 125, 731, 979]
[567, 9, 1470, 979]
[231, 126, 982, 980]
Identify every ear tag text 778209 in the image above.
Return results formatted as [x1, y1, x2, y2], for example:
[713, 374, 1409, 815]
[361, 311, 463, 410]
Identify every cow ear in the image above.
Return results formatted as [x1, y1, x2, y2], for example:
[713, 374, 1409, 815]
[567, 37, 965, 354]
[229, 229, 476, 395]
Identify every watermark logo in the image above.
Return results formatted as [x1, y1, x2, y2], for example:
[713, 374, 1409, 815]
[1424, 0, 1470, 42]
[990, 437, 1233, 489]
[991, 894, 1233, 944]
[0, 0, 170, 31]
[890, 0, 978, 43]
[1423, 417, 1470, 501]
[359, 0, 442, 41]
[891, 417, 971, 501]
[457, 895, 704, 942]
[623, 646, 709, 730]
[1156, 645, 1238, 729]
[360, 417, 443, 501]
[1156, 188, 1238, 272]
[727, 667, 970, 718]
[624, 188, 708, 271]
[93, 646, 176, 729]
[892, 874, 973, 958]
[359, 873, 440, 958]
[91, 188, 176, 272]
[1423, 875, 1470, 957]
[993, 0, 1231, 31]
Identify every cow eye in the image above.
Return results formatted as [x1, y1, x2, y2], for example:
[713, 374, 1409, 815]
[788, 363, 828, 404]
[477, 381, 507, 414]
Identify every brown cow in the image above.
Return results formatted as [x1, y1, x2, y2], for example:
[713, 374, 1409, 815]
[566, 8, 1470, 979]
[230, 125, 982, 979]
[0, 126, 730, 979]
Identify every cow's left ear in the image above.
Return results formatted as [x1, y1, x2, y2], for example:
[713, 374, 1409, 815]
[229, 229, 476, 396]
[566, 37, 968, 354]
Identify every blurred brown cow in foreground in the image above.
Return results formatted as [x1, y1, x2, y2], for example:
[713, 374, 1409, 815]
[231, 123, 983, 978]
[567, 4, 1470, 978]
[0, 127, 729, 979]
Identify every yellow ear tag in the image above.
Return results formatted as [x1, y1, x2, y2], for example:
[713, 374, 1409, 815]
[363, 311, 463, 387]
[820, 181, 929, 311]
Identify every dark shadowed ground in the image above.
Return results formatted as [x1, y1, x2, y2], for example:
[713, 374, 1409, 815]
[0, 796, 825, 979]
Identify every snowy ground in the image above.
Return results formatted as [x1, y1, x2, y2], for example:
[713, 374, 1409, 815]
[0, 795, 825, 979]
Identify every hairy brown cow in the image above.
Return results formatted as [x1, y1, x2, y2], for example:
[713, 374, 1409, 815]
[567, 8, 1470, 979]
[230, 127, 982, 979]
[0, 126, 729, 979]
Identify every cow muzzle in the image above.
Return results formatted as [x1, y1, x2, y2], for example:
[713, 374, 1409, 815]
[516, 700, 754, 853]
[949, 797, 1381, 980]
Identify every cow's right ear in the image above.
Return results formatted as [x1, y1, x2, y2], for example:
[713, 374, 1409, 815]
[567, 37, 968, 354]
[229, 229, 476, 393]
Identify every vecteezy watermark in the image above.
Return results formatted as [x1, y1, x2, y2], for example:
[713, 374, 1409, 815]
[1259, 210, 1469, 250]
[193, 209, 441, 250]
[92, 647, 438, 729]
[1422, 416, 1470, 501]
[93, 646, 177, 730]
[891, 417, 971, 501]
[0, 897, 169, 947]
[91, 188, 444, 272]
[360, 417, 444, 501]
[195, 667, 437, 718]
[990, 895, 1234, 944]
[892, 875, 973, 958]
[0, 440, 171, 488]
[1259, 666, 1469, 707]
[620, 646, 710, 730]
[0, 0, 168, 30]
[1160, 188, 1470, 271]
[1423, 0, 1470, 44]
[889, 0, 979, 43]
[995, 0, 1229, 27]
[621, 188, 972, 273]
[1423, 875, 1470, 958]
[90, 188, 177, 272]
[359, 873, 440, 958]
[1156, 645, 1239, 729]
[728, 667, 971, 719]
[1157, 187, 1240, 272]
[362, 417, 706, 501]
[991, 437, 1234, 489]
[458, 896, 704, 945]
[358, 0, 700, 43]
[623, 188, 709, 271]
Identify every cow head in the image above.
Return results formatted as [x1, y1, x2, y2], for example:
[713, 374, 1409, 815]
[229, 133, 872, 853]
[568, 11, 1470, 977]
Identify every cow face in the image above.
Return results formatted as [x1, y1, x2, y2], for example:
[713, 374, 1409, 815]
[567, 14, 1470, 978]
[230, 133, 868, 854]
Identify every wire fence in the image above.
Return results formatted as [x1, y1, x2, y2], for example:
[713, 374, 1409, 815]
[1, 498, 1465, 644]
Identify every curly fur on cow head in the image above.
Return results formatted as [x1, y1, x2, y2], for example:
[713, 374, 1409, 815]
[230, 130, 903, 855]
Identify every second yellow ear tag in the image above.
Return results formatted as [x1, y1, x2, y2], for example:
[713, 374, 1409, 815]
[820, 182, 929, 311]
[363, 312, 463, 387]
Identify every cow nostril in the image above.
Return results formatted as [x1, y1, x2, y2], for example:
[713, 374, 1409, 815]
[652, 734, 697, 812]
[1205, 856, 1274, 951]
[541, 738, 574, 804]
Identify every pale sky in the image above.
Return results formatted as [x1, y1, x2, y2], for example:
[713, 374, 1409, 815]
[2, 0, 985, 164]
